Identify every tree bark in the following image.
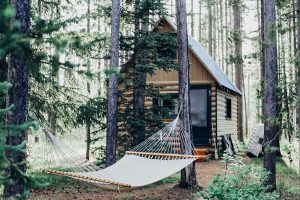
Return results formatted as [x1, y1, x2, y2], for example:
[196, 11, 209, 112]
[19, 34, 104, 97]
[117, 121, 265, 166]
[106, 0, 121, 167]
[208, 1, 213, 56]
[263, 0, 278, 191]
[86, 0, 91, 161]
[132, 0, 149, 146]
[213, 2, 217, 60]
[176, 0, 198, 189]
[297, 0, 300, 135]
[220, 0, 224, 70]
[3, 0, 31, 198]
[233, 0, 244, 142]
[191, 0, 194, 37]
[225, 0, 229, 75]
[198, 0, 202, 42]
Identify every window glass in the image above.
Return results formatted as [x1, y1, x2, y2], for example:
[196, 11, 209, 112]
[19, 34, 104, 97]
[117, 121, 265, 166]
[226, 98, 232, 119]
[191, 89, 207, 127]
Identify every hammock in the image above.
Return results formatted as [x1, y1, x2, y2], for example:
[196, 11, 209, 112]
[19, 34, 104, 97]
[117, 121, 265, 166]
[41, 114, 202, 189]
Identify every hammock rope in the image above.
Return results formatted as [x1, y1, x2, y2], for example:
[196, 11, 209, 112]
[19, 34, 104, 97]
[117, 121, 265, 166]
[41, 109, 202, 188]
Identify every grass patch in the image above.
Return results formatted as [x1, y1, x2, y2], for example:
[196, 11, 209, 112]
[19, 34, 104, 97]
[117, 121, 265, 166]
[28, 171, 100, 193]
[249, 157, 300, 199]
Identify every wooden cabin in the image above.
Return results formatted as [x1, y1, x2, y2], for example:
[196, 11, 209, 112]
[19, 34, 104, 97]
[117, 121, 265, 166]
[145, 17, 242, 149]
[120, 17, 242, 153]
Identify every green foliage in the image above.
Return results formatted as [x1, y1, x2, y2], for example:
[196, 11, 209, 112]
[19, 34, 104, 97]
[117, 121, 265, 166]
[251, 157, 300, 199]
[0, 82, 38, 199]
[197, 164, 279, 200]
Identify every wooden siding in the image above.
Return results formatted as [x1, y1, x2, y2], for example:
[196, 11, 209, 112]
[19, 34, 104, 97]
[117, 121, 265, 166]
[216, 89, 238, 136]
[211, 84, 217, 147]
[148, 19, 216, 85]
[147, 49, 216, 83]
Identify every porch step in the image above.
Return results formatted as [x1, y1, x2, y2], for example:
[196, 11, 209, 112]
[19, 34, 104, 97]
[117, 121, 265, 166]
[194, 148, 210, 155]
[194, 148, 212, 162]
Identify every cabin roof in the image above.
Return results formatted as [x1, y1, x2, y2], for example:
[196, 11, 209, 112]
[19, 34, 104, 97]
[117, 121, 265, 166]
[162, 17, 242, 95]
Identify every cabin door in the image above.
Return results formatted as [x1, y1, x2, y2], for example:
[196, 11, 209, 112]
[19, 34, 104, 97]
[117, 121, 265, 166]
[190, 85, 211, 146]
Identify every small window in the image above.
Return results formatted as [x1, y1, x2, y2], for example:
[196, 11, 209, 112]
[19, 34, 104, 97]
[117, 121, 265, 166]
[153, 93, 178, 118]
[226, 98, 232, 119]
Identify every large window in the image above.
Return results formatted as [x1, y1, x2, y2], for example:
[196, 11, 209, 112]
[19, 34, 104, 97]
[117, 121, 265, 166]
[226, 98, 232, 119]
[153, 93, 178, 117]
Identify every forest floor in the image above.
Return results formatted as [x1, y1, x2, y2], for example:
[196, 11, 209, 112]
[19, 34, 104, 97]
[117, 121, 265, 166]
[28, 157, 300, 200]
[29, 160, 224, 200]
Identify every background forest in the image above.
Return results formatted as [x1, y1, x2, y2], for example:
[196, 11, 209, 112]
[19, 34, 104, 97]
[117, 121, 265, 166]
[0, 0, 299, 199]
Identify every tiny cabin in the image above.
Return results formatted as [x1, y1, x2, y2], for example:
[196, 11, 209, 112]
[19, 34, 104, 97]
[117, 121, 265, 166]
[146, 17, 242, 149]
[121, 17, 242, 151]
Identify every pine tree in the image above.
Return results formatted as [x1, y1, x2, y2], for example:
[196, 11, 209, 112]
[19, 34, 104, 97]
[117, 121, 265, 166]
[297, 0, 300, 134]
[232, 0, 244, 142]
[106, 0, 121, 167]
[3, 0, 31, 197]
[176, 0, 198, 189]
[263, 0, 278, 191]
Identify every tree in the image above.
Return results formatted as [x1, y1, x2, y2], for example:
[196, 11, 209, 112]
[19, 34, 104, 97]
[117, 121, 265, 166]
[297, 0, 300, 134]
[176, 0, 198, 189]
[132, 0, 149, 146]
[3, 0, 31, 197]
[263, 0, 278, 191]
[208, 0, 213, 56]
[106, 0, 121, 167]
[86, 0, 91, 161]
[232, 0, 244, 142]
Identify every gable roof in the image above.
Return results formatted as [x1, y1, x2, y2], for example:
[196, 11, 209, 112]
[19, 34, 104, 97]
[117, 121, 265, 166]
[163, 17, 242, 95]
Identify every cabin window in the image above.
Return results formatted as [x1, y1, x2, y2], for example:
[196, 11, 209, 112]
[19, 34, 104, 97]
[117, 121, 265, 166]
[225, 98, 232, 119]
[153, 93, 178, 118]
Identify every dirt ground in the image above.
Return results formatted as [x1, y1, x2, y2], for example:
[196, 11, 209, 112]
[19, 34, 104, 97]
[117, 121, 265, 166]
[29, 160, 225, 200]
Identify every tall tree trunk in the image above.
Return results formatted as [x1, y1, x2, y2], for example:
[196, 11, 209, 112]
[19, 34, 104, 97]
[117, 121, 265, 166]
[263, 0, 278, 191]
[106, 0, 121, 167]
[233, 0, 244, 142]
[220, 0, 224, 70]
[132, 0, 149, 146]
[191, 0, 194, 37]
[86, 0, 91, 161]
[260, 0, 265, 121]
[297, 0, 300, 138]
[208, 1, 213, 56]
[3, 0, 31, 197]
[198, 0, 202, 42]
[225, 0, 229, 75]
[176, 0, 198, 189]
[213, 2, 217, 60]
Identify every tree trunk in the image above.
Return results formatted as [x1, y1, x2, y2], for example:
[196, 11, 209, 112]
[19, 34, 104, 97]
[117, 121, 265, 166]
[263, 0, 278, 191]
[106, 0, 121, 167]
[297, 0, 300, 131]
[225, 0, 229, 75]
[176, 0, 198, 189]
[260, 0, 265, 122]
[208, 1, 213, 56]
[213, 2, 217, 60]
[3, 0, 31, 198]
[220, 0, 224, 70]
[191, 0, 194, 37]
[132, 0, 149, 146]
[86, 0, 91, 161]
[198, 0, 202, 42]
[233, 0, 244, 142]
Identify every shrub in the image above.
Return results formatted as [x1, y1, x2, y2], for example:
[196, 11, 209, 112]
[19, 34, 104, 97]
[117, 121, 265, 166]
[197, 164, 279, 200]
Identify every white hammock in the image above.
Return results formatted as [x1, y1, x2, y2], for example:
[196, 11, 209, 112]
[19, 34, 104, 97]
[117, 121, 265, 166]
[41, 115, 201, 188]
